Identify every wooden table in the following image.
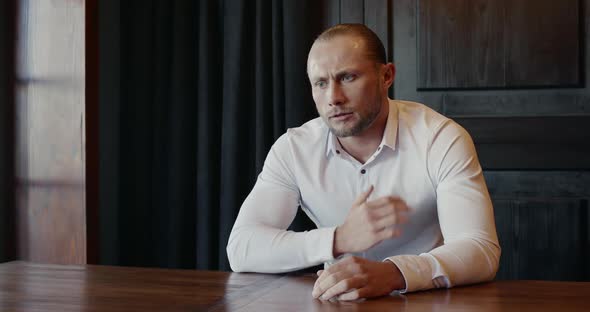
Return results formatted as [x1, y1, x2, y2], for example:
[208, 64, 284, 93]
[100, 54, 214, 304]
[1, 261, 589, 311]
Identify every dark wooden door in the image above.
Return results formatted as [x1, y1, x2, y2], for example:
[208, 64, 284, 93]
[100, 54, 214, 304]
[392, 0, 590, 280]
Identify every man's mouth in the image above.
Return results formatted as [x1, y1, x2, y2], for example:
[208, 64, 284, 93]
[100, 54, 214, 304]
[330, 112, 353, 119]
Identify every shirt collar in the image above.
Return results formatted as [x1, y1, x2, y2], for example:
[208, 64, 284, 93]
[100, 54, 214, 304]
[325, 127, 338, 157]
[325, 99, 399, 157]
[381, 99, 398, 151]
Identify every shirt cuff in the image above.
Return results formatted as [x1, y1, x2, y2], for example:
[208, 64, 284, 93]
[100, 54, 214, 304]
[386, 254, 450, 293]
[306, 226, 337, 265]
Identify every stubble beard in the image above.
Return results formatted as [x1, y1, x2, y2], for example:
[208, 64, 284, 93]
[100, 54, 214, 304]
[327, 93, 383, 138]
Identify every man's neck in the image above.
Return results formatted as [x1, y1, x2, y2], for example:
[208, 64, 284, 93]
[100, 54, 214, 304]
[338, 101, 390, 164]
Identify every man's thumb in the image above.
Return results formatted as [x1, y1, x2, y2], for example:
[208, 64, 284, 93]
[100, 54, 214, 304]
[353, 185, 374, 206]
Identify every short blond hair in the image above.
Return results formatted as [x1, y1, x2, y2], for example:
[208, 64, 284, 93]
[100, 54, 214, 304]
[315, 23, 386, 64]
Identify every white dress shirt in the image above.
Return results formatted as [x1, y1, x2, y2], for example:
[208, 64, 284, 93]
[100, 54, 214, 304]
[227, 99, 501, 293]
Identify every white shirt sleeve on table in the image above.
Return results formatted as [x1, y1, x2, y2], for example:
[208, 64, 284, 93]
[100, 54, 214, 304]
[226, 134, 336, 273]
[387, 120, 501, 293]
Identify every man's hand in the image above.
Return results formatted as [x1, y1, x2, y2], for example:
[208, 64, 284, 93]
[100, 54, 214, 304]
[333, 185, 410, 257]
[312, 256, 406, 301]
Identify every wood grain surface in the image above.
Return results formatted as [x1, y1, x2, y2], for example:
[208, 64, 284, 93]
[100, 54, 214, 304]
[418, 0, 580, 89]
[1, 261, 589, 312]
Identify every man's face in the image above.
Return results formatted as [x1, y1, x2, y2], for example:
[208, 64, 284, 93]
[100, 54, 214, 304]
[307, 35, 387, 138]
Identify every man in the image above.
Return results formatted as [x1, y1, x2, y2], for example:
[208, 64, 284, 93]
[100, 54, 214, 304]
[226, 24, 500, 301]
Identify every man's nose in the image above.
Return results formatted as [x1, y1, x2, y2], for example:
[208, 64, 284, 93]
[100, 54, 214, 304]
[328, 82, 346, 106]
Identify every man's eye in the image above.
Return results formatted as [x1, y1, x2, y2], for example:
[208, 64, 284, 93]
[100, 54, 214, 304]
[342, 74, 355, 82]
[315, 81, 327, 88]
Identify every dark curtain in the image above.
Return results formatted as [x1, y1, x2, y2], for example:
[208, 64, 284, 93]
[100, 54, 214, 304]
[0, 0, 15, 263]
[99, 0, 333, 270]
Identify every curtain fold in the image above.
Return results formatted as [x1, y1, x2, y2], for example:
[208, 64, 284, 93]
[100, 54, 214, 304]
[195, 0, 222, 270]
[99, 0, 329, 270]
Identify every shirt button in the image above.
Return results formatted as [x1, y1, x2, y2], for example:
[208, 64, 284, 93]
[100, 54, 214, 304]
[361, 169, 366, 174]
[336, 150, 340, 154]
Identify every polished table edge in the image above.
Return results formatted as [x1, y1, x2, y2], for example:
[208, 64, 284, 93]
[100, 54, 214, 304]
[3, 260, 590, 285]
[0, 260, 299, 311]
[2, 260, 590, 312]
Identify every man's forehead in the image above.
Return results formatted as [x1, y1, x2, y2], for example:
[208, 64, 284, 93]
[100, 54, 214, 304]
[307, 36, 370, 74]
[309, 35, 365, 55]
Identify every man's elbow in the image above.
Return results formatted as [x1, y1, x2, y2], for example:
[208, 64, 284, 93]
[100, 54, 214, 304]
[479, 238, 501, 282]
[226, 237, 247, 273]
[228, 257, 245, 273]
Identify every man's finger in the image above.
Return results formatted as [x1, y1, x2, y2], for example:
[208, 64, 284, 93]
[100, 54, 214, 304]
[373, 212, 409, 231]
[314, 257, 363, 294]
[315, 264, 344, 289]
[314, 265, 339, 288]
[377, 226, 402, 241]
[371, 203, 410, 220]
[320, 275, 367, 301]
[313, 271, 349, 298]
[365, 196, 410, 211]
[352, 185, 374, 206]
[337, 287, 370, 301]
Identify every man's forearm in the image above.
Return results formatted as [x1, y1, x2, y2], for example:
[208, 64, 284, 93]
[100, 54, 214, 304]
[384, 260, 407, 291]
[388, 236, 500, 293]
[332, 226, 345, 258]
[227, 224, 337, 273]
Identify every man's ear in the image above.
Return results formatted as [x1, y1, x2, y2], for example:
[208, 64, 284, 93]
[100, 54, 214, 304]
[383, 63, 395, 89]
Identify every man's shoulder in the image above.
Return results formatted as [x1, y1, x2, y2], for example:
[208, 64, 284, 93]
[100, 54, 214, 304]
[273, 117, 327, 150]
[394, 100, 470, 143]
[285, 117, 327, 142]
[395, 100, 449, 126]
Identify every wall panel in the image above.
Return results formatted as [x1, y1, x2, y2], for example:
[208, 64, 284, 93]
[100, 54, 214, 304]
[486, 171, 590, 280]
[418, 0, 580, 89]
[340, 0, 364, 23]
[493, 199, 588, 280]
[505, 0, 580, 86]
[418, 0, 505, 89]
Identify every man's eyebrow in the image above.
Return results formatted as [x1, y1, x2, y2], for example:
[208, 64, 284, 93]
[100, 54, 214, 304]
[307, 73, 326, 81]
[310, 69, 358, 81]
[309, 74, 327, 82]
[334, 69, 358, 78]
